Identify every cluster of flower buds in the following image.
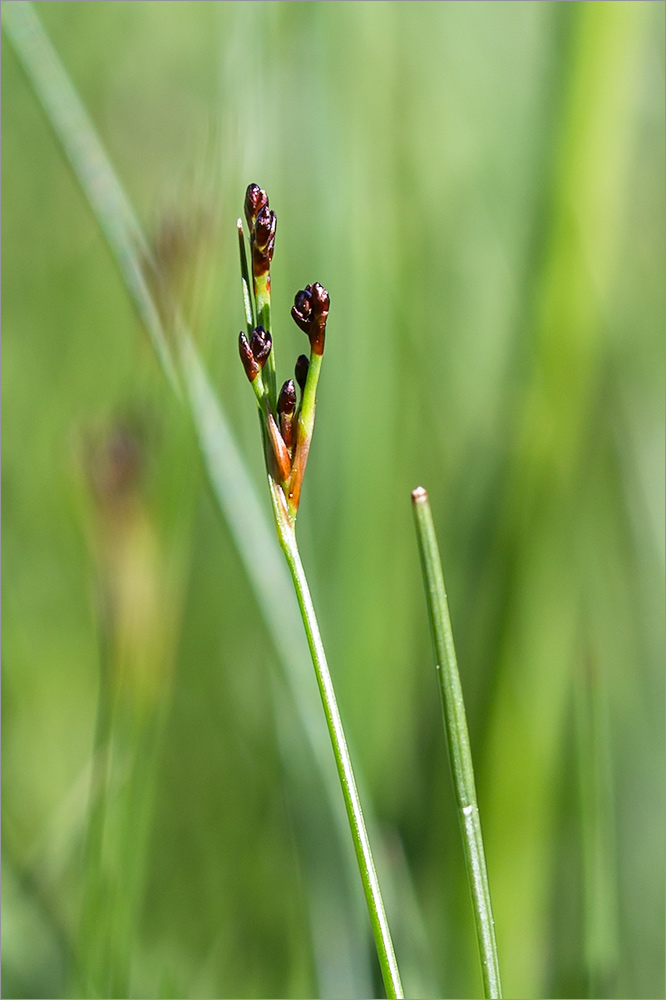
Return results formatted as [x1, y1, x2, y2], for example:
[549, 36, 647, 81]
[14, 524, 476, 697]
[291, 283, 329, 356]
[238, 325, 272, 384]
[237, 183, 329, 522]
[244, 183, 276, 278]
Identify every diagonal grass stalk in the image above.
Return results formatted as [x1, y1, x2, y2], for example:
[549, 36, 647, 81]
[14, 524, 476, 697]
[411, 487, 502, 1000]
[1, 1, 180, 395]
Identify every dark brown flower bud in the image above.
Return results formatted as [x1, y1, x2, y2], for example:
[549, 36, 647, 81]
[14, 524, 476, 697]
[239, 331, 260, 382]
[252, 207, 277, 275]
[278, 379, 297, 451]
[254, 207, 276, 249]
[244, 183, 268, 232]
[277, 379, 296, 417]
[292, 289, 312, 330]
[291, 282, 329, 355]
[250, 325, 272, 368]
[294, 354, 309, 393]
[312, 283, 329, 309]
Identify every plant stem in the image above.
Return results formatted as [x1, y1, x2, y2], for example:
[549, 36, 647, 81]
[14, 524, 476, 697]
[269, 477, 404, 1000]
[254, 272, 276, 402]
[287, 351, 322, 520]
[411, 487, 502, 1000]
[237, 219, 256, 332]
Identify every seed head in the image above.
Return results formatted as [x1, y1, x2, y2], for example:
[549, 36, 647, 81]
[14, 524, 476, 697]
[250, 325, 272, 368]
[244, 183, 268, 232]
[252, 207, 277, 275]
[278, 379, 297, 417]
[291, 282, 329, 356]
[277, 380, 297, 452]
[239, 331, 260, 382]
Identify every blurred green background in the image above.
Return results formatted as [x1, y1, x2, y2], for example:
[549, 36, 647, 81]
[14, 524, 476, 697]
[2, 2, 664, 998]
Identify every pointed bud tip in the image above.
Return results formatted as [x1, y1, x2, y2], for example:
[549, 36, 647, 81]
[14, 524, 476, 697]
[278, 379, 297, 415]
[244, 184, 269, 231]
[239, 331, 260, 382]
[311, 282, 330, 311]
[294, 354, 309, 392]
[254, 207, 277, 248]
[291, 283, 329, 355]
[250, 325, 272, 367]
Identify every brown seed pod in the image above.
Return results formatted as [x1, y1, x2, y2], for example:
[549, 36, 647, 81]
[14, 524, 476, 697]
[252, 207, 277, 275]
[250, 326, 272, 368]
[278, 379, 297, 451]
[291, 282, 329, 356]
[239, 331, 260, 382]
[244, 183, 268, 232]
[277, 379, 297, 417]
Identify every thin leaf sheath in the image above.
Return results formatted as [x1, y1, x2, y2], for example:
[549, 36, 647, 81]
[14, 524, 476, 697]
[411, 486, 502, 1000]
[237, 219, 256, 332]
[287, 351, 322, 518]
[270, 486, 404, 1000]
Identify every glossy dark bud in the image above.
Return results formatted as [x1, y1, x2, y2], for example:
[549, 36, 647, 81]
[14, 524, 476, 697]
[244, 183, 268, 231]
[239, 331, 260, 382]
[250, 325, 272, 368]
[291, 282, 329, 355]
[278, 379, 297, 452]
[292, 289, 313, 332]
[294, 354, 309, 393]
[252, 207, 277, 276]
[277, 379, 296, 416]
[311, 281, 330, 314]
[254, 207, 276, 250]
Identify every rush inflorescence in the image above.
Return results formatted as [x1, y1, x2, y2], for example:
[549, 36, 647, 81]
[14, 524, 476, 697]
[237, 184, 329, 524]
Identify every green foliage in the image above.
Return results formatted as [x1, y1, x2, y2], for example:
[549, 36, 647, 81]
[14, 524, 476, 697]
[2, 2, 664, 998]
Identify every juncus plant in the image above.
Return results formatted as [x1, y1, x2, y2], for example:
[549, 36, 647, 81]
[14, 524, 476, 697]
[237, 185, 404, 1000]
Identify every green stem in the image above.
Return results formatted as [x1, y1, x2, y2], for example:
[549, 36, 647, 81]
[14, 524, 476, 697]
[411, 487, 502, 1000]
[254, 272, 275, 403]
[299, 350, 322, 433]
[237, 219, 256, 333]
[269, 477, 404, 1000]
[287, 351, 322, 520]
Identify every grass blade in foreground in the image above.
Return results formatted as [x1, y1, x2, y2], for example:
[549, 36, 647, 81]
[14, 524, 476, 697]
[411, 486, 502, 999]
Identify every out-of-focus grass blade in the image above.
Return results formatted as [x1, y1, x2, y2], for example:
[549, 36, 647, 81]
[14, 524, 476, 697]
[574, 658, 619, 997]
[479, 4, 648, 995]
[1, 0, 179, 394]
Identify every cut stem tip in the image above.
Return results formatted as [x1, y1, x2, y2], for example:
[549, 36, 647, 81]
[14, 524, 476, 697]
[411, 486, 428, 504]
